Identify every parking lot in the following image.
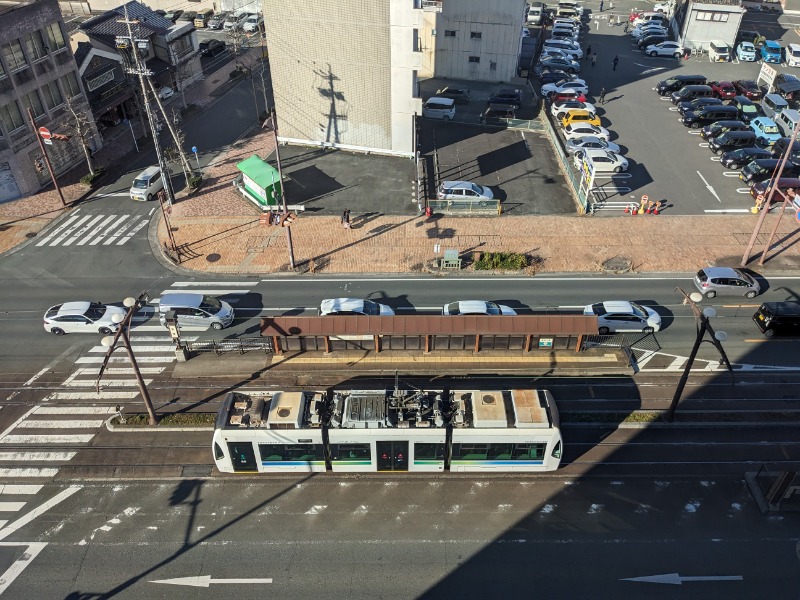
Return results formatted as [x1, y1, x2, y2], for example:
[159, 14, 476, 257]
[546, 5, 800, 215]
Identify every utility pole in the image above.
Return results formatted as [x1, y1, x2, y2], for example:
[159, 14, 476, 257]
[758, 187, 797, 266]
[116, 6, 175, 206]
[27, 108, 66, 210]
[268, 109, 296, 269]
[741, 118, 800, 266]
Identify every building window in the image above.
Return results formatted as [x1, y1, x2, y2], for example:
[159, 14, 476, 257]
[0, 101, 25, 132]
[444, 30, 456, 37]
[21, 90, 45, 118]
[471, 32, 482, 39]
[413, 28, 421, 52]
[45, 22, 66, 51]
[695, 10, 728, 22]
[412, 69, 419, 98]
[23, 31, 48, 62]
[2, 40, 28, 72]
[41, 80, 64, 110]
[87, 69, 115, 92]
[431, 29, 437, 36]
[60, 71, 82, 98]
[413, 0, 422, 7]
[469, 56, 480, 63]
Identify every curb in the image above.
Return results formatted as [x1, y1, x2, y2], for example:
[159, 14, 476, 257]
[104, 415, 213, 433]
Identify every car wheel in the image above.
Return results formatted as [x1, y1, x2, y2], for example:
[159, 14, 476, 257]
[643, 327, 655, 334]
[650, 51, 657, 57]
[99, 327, 113, 335]
[745, 290, 757, 298]
[673, 52, 681, 59]
[557, 112, 565, 119]
[705, 290, 717, 299]
[568, 68, 576, 74]
[614, 166, 623, 173]
[211, 322, 224, 330]
[764, 328, 775, 337]
[147, 193, 153, 202]
[598, 326, 610, 335]
[51, 327, 65, 336]
[443, 116, 451, 121]
[691, 122, 701, 129]
[714, 148, 723, 155]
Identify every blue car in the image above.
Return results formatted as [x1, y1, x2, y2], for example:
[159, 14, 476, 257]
[751, 116, 782, 147]
[736, 42, 757, 62]
[760, 40, 782, 64]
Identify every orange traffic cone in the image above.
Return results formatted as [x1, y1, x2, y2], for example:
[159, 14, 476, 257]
[624, 204, 630, 214]
[653, 201, 660, 215]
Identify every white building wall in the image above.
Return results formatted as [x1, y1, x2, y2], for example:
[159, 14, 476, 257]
[389, 0, 423, 154]
[680, 2, 743, 50]
[433, 0, 526, 82]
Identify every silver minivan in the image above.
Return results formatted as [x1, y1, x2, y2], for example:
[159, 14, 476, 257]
[422, 97, 456, 120]
[158, 292, 235, 330]
[129, 166, 163, 201]
[693, 267, 760, 299]
[775, 108, 800, 137]
[761, 93, 789, 120]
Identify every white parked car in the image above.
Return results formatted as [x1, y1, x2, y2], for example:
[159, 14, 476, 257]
[319, 298, 395, 316]
[155, 85, 174, 100]
[541, 80, 589, 97]
[551, 100, 596, 119]
[584, 301, 662, 334]
[543, 37, 581, 52]
[573, 148, 629, 173]
[542, 41, 583, 59]
[242, 14, 263, 33]
[645, 41, 684, 58]
[563, 123, 610, 140]
[43, 301, 127, 335]
[565, 135, 621, 154]
[442, 301, 516, 316]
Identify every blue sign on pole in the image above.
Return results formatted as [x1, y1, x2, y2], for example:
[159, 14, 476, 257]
[191, 146, 200, 171]
[191, 146, 197, 154]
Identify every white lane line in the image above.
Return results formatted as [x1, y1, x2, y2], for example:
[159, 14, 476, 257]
[0, 486, 82, 541]
[128, 325, 167, 332]
[0, 485, 43, 495]
[76, 214, 117, 246]
[34, 407, 116, 415]
[66, 379, 151, 388]
[103, 218, 137, 245]
[88, 345, 175, 353]
[74, 367, 165, 376]
[0, 503, 26, 512]
[0, 434, 95, 444]
[128, 336, 197, 342]
[0, 542, 48, 595]
[74, 356, 173, 364]
[62, 214, 104, 246]
[48, 215, 92, 246]
[0, 452, 75, 461]
[46, 391, 139, 400]
[171, 281, 253, 287]
[90, 215, 130, 245]
[34, 215, 81, 246]
[116, 219, 149, 245]
[23, 367, 50, 388]
[16, 420, 105, 429]
[0, 408, 37, 442]
[0, 468, 59, 477]
[704, 209, 751, 213]
[157, 289, 250, 297]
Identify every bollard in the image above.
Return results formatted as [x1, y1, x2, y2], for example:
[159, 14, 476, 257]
[624, 204, 630, 214]
[647, 200, 655, 214]
[653, 201, 661, 215]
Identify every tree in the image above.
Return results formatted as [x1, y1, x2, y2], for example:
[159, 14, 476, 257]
[62, 95, 99, 176]
[226, 23, 248, 56]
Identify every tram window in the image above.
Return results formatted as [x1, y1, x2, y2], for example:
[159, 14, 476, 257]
[551, 440, 562, 459]
[330, 444, 370, 461]
[451, 444, 489, 460]
[214, 442, 224, 461]
[258, 443, 323, 462]
[512, 444, 546, 460]
[487, 444, 513, 460]
[414, 443, 445, 460]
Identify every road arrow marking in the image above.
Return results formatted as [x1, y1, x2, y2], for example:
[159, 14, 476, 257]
[696, 171, 722, 202]
[151, 576, 273, 588]
[623, 573, 743, 585]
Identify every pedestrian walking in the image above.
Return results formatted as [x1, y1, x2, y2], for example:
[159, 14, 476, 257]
[341, 208, 351, 229]
[623, 20, 629, 33]
[599, 87, 607, 104]
[599, 0, 604, 12]
[591, 52, 597, 67]
[585, 45, 592, 61]
[612, 55, 619, 71]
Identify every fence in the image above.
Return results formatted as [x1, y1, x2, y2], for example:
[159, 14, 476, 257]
[427, 198, 502, 215]
[540, 109, 589, 213]
[185, 338, 274, 356]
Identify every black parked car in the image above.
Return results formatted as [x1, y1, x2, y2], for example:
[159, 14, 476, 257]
[637, 34, 668, 50]
[681, 105, 739, 128]
[700, 119, 749, 141]
[721, 146, 772, 169]
[678, 97, 722, 116]
[771, 137, 800, 160]
[199, 39, 226, 57]
[537, 70, 575, 85]
[436, 87, 471, 104]
[728, 95, 760, 123]
[488, 89, 523, 108]
[740, 158, 800, 185]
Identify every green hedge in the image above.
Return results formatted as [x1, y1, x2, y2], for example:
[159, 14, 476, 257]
[80, 168, 105, 186]
[113, 413, 215, 427]
[473, 251, 529, 271]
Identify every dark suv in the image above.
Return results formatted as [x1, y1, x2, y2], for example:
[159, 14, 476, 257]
[436, 87, 471, 104]
[488, 89, 523, 108]
[199, 39, 226, 57]
[656, 74, 707, 96]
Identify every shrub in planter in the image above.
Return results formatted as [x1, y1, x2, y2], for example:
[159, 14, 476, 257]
[188, 174, 203, 189]
[474, 251, 529, 271]
[79, 168, 105, 186]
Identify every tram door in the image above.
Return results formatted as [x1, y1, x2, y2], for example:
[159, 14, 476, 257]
[377, 441, 408, 472]
[227, 442, 258, 472]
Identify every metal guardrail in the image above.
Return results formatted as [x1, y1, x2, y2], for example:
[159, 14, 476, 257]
[428, 198, 502, 215]
[540, 108, 589, 213]
[185, 338, 274, 356]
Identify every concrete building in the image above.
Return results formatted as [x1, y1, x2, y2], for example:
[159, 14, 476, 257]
[264, 0, 525, 158]
[674, 0, 744, 51]
[0, 0, 100, 202]
[73, 42, 137, 130]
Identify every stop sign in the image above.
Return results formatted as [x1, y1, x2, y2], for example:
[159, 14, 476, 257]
[38, 127, 51, 140]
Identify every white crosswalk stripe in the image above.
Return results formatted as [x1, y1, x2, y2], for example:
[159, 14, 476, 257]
[36, 214, 150, 248]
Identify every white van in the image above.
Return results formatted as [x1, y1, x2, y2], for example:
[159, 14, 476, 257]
[422, 97, 456, 120]
[787, 43, 800, 67]
[776, 109, 800, 137]
[708, 40, 731, 62]
[557, 1, 583, 16]
[158, 292, 235, 330]
[762, 93, 789, 119]
[527, 2, 545, 24]
[129, 166, 163, 201]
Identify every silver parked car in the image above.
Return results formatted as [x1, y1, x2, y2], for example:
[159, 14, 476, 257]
[584, 301, 661, 334]
[442, 301, 516, 315]
[437, 181, 493, 201]
[693, 267, 760, 299]
[319, 298, 395, 316]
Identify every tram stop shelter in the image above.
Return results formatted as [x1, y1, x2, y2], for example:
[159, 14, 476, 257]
[233, 154, 282, 212]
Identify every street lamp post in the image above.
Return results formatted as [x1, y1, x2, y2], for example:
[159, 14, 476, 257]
[666, 288, 733, 422]
[96, 292, 158, 426]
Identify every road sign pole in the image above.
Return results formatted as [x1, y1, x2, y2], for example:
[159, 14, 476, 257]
[28, 108, 67, 210]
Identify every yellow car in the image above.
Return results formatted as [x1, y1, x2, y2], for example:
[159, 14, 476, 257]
[560, 109, 601, 129]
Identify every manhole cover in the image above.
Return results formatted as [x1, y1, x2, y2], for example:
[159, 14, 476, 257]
[25, 232, 37, 239]
[206, 253, 221, 263]
[602, 256, 632, 273]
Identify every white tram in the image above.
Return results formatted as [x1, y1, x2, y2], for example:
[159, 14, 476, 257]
[212, 387, 563, 474]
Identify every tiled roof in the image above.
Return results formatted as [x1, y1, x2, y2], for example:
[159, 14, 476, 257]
[73, 41, 92, 67]
[79, 0, 173, 46]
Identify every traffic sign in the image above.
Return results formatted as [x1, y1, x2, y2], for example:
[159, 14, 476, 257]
[38, 126, 52, 145]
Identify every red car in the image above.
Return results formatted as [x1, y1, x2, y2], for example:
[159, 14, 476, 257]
[733, 79, 763, 101]
[710, 81, 737, 100]
[549, 90, 585, 104]
[629, 11, 643, 22]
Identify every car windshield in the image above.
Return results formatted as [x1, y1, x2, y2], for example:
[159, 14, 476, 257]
[470, 183, 483, 194]
[485, 302, 501, 315]
[590, 303, 607, 316]
[741, 104, 758, 114]
[630, 303, 649, 318]
[360, 300, 380, 315]
[200, 295, 222, 311]
[85, 303, 107, 321]
[763, 124, 780, 133]
[445, 302, 461, 315]
[132, 177, 149, 189]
